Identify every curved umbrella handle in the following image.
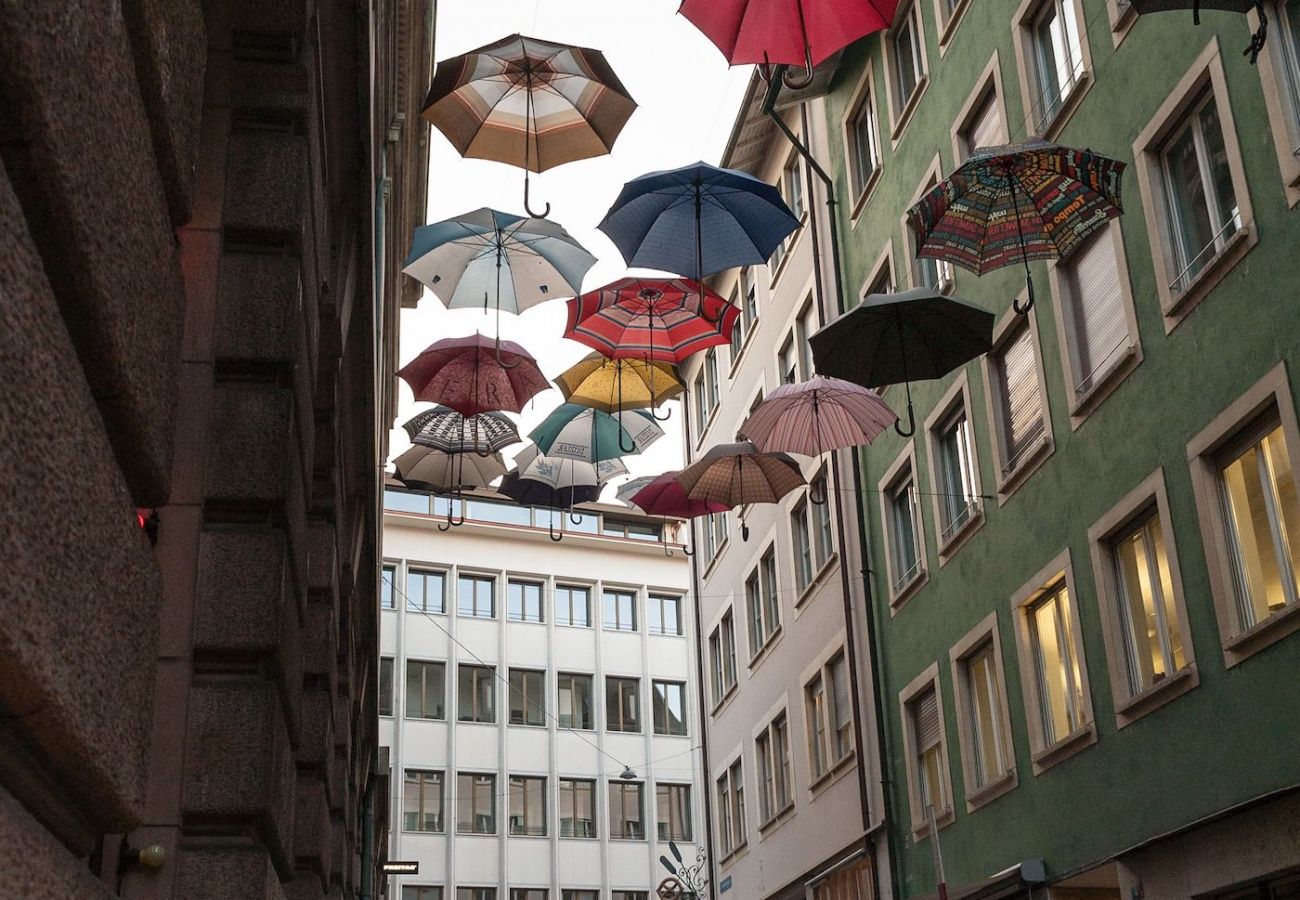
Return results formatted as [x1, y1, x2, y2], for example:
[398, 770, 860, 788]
[524, 171, 551, 220]
[781, 42, 816, 90]
[809, 479, 828, 506]
[570, 511, 585, 526]
[662, 539, 674, 558]
[618, 425, 637, 454]
[549, 517, 564, 542]
[494, 332, 523, 370]
[1013, 272, 1035, 315]
[1245, 0, 1267, 64]
[893, 380, 917, 438]
[652, 404, 672, 422]
[680, 541, 695, 557]
[437, 501, 465, 531]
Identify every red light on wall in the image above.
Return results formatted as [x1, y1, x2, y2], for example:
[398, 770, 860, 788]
[135, 508, 159, 545]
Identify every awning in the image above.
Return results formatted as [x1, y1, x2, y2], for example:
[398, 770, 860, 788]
[911, 860, 1047, 900]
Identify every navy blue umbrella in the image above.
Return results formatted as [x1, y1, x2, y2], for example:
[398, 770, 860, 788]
[597, 162, 801, 282]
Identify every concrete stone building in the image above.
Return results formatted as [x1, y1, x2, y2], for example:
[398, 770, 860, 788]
[380, 488, 704, 899]
[0, 1, 431, 897]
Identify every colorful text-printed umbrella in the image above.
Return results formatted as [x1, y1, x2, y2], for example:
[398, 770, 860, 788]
[676, 441, 806, 540]
[422, 34, 637, 217]
[397, 333, 550, 417]
[555, 353, 684, 422]
[402, 406, 520, 455]
[1128, 0, 1266, 62]
[906, 140, 1125, 314]
[529, 403, 664, 460]
[739, 376, 897, 463]
[564, 278, 739, 363]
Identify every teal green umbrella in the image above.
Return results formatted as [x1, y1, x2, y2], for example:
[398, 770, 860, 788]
[529, 403, 664, 462]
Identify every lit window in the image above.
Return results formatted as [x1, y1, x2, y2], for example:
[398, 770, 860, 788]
[652, 680, 688, 736]
[605, 676, 641, 733]
[458, 574, 496, 618]
[458, 664, 496, 724]
[558, 778, 596, 837]
[961, 640, 1010, 790]
[508, 669, 546, 727]
[456, 772, 497, 834]
[508, 579, 544, 623]
[1026, 582, 1088, 744]
[557, 673, 594, 730]
[655, 783, 692, 842]
[609, 781, 645, 840]
[908, 685, 951, 820]
[403, 769, 444, 832]
[405, 660, 445, 720]
[508, 775, 547, 836]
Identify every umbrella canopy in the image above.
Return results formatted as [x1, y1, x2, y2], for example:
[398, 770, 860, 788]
[907, 140, 1125, 313]
[512, 444, 628, 488]
[393, 444, 507, 492]
[555, 353, 684, 413]
[403, 208, 596, 314]
[402, 406, 521, 454]
[739, 376, 897, 457]
[498, 472, 602, 508]
[677, 440, 806, 505]
[564, 278, 740, 362]
[1127, 0, 1266, 62]
[422, 34, 637, 216]
[529, 403, 664, 461]
[620, 471, 730, 519]
[808, 288, 994, 436]
[598, 162, 800, 280]
[397, 333, 550, 416]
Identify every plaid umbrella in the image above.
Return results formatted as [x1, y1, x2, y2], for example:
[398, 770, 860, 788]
[529, 403, 664, 460]
[423, 34, 637, 217]
[555, 353, 684, 429]
[1128, 0, 1267, 62]
[402, 406, 520, 455]
[676, 442, 806, 540]
[906, 140, 1125, 314]
[564, 278, 740, 363]
[739, 376, 896, 462]
[397, 333, 549, 416]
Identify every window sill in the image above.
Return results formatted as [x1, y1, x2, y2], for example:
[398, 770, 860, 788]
[809, 750, 857, 798]
[1110, 1, 1138, 47]
[890, 76, 930, 146]
[757, 801, 797, 837]
[1035, 69, 1093, 142]
[963, 769, 1017, 813]
[1030, 722, 1097, 774]
[701, 536, 730, 580]
[888, 566, 929, 615]
[1068, 344, 1142, 430]
[849, 167, 884, 228]
[936, 508, 984, 566]
[1161, 223, 1257, 334]
[770, 214, 808, 290]
[558, 834, 599, 841]
[1221, 600, 1300, 667]
[507, 722, 549, 730]
[1114, 664, 1199, 727]
[401, 827, 446, 835]
[728, 323, 761, 378]
[710, 682, 740, 719]
[910, 806, 955, 840]
[796, 553, 840, 608]
[937, 0, 974, 55]
[747, 626, 784, 671]
[719, 841, 750, 870]
[995, 432, 1054, 507]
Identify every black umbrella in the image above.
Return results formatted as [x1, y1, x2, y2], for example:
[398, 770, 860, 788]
[497, 471, 603, 509]
[1128, 0, 1266, 63]
[808, 287, 994, 438]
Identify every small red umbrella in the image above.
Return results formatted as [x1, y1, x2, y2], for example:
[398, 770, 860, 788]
[397, 333, 549, 416]
[564, 277, 740, 364]
[618, 472, 729, 557]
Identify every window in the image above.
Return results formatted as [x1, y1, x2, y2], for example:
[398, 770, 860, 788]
[813, 859, 874, 900]
[702, 510, 728, 561]
[988, 316, 1047, 481]
[404, 889, 443, 900]
[1028, 0, 1084, 132]
[950, 617, 1015, 807]
[557, 673, 595, 730]
[510, 891, 547, 900]
[1026, 582, 1087, 745]
[779, 335, 798, 385]
[907, 168, 954, 292]
[908, 685, 951, 821]
[890, 3, 926, 118]
[382, 564, 396, 609]
[558, 779, 596, 837]
[1056, 224, 1133, 400]
[771, 153, 805, 272]
[929, 389, 981, 546]
[561, 892, 596, 900]
[744, 273, 758, 330]
[806, 671, 829, 780]
[708, 610, 738, 705]
[555, 584, 591, 628]
[847, 66, 882, 200]
[807, 652, 853, 780]
[647, 594, 682, 635]
[613, 893, 650, 900]
[406, 660, 446, 720]
[606, 676, 641, 733]
[792, 499, 814, 591]
[694, 349, 720, 439]
[403, 770, 444, 832]
[1256, 0, 1300, 198]
[756, 713, 792, 823]
[603, 589, 637, 632]
[652, 680, 688, 736]
[746, 548, 781, 655]
[508, 775, 547, 836]
[458, 574, 495, 618]
[812, 470, 834, 566]
[457, 772, 497, 834]
[728, 285, 744, 358]
[603, 518, 662, 541]
[609, 781, 645, 839]
[1112, 513, 1189, 697]
[379, 657, 394, 716]
[722, 760, 747, 852]
[508, 579, 544, 623]
[656, 783, 693, 842]
[509, 669, 546, 727]
[458, 890, 497, 900]
[796, 302, 817, 380]
[957, 87, 1005, 161]
[458, 664, 496, 724]
[407, 568, 446, 613]
[882, 451, 925, 598]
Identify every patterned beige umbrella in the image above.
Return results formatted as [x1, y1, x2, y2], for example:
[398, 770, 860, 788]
[675, 441, 806, 541]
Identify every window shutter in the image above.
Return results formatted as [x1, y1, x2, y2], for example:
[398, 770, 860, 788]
[831, 657, 852, 729]
[998, 325, 1043, 464]
[913, 687, 941, 752]
[968, 92, 1005, 154]
[1068, 229, 1127, 391]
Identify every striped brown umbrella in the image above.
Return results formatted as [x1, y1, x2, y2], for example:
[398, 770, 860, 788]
[739, 377, 896, 475]
[676, 442, 806, 541]
[422, 34, 637, 217]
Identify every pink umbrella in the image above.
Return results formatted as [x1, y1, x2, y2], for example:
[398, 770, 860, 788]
[617, 472, 729, 557]
[397, 333, 550, 416]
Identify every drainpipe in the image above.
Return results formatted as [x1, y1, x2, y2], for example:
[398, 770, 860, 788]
[763, 70, 900, 900]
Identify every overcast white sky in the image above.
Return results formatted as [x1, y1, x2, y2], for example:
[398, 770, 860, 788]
[389, 0, 752, 496]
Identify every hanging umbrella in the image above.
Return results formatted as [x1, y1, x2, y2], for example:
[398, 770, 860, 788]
[738, 377, 896, 496]
[679, 0, 898, 86]
[397, 333, 550, 416]
[808, 287, 994, 437]
[402, 406, 520, 455]
[393, 444, 508, 530]
[422, 34, 637, 217]
[676, 442, 806, 541]
[564, 278, 740, 363]
[555, 353, 684, 425]
[403, 208, 596, 361]
[617, 471, 730, 558]
[906, 140, 1125, 314]
[503, 445, 627, 540]
[1127, 0, 1266, 63]
[529, 403, 664, 459]
[598, 162, 800, 317]
[498, 470, 603, 510]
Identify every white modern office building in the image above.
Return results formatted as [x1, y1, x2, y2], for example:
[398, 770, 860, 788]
[380, 487, 703, 900]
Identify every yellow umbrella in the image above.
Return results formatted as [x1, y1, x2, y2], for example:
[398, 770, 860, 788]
[554, 353, 684, 421]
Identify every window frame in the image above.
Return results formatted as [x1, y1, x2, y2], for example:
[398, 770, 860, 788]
[406, 566, 448, 614]
[507, 578, 545, 624]
[948, 614, 1018, 811]
[949, 53, 1009, 165]
[897, 663, 955, 837]
[923, 371, 984, 563]
[879, 441, 929, 608]
[745, 545, 782, 660]
[901, 156, 954, 294]
[1251, 1, 1300, 205]
[405, 659, 447, 721]
[379, 656, 394, 717]
[555, 583, 592, 628]
[882, 0, 930, 143]
[557, 672, 595, 731]
[841, 60, 884, 222]
[557, 777, 597, 839]
[980, 305, 1054, 503]
[402, 768, 445, 833]
[652, 679, 689, 736]
[655, 783, 693, 842]
[803, 644, 855, 785]
[934, 0, 974, 54]
[602, 588, 639, 633]
[605, 675, 642, 733]
[647, 593, 684, 636]
[457, 572, 497, 619]
[709, 608, 739, 710]
[457, 663, 497, 725]
[715, 755, 747, 859]
[508, 668, 547, 728]
[754, 710, 794, 827]
[382, 563, 397, 610]
[508, 774, 548, 837]
[1011, 0, 1093, 139]
[608, 780, 646, 841]
[456, 771, 498, 835]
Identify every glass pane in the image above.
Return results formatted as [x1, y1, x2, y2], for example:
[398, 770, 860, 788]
[967, 647, 1003, 788]
[385, 489, 429, 513]
[1030, 590, 1080, 743]
[894, 17, 919, 105]
[1163, 116, 1216, 283]
[1199, 100, 1240, 244]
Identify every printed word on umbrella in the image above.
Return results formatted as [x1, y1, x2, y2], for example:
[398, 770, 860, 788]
[530, 403, 664, 460]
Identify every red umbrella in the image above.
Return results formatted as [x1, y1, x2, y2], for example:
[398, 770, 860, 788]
[397, 333, 549, 416]
[564, 277, 740, 364]
[680, 0, 899, 83]
[618, 471, 729, 557]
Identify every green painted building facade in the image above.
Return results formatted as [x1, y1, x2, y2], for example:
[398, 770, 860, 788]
[812, 1, 1300, 897]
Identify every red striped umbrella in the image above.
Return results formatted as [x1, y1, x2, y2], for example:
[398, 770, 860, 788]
[739, 377, 897, 458]
[397, 333, 550, 416]
[564, 277, 740, 363]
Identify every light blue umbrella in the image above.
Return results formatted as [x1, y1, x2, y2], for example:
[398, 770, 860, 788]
[529, 403, 664, 462]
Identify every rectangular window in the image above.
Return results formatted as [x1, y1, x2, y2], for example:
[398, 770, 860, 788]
[606, 676, 641, 733]
[745, 549, 781, 654]
[991, 319, 1046, 474]
[1030, 0, 1084, 130]
[1110, 511, 1189, 694]
[933, 403, 980, 542]
[647, 594, 682, 635]
[756, 712, 792, 823]
[652, 680, 688, 736]
[558, 778, 596, 837]
[963, 640, 1009, 790]
[806, 672, 829, 779]
[379, 657, 394, 717]
[608, 782, 645, 839]
[403, 769, 444, 832]
[555, 584, 591, 628]
[850, 82, 881, 196]
[382, 564, 396, 609]
[508, 579, 544, 623]
[458, 664, 496, 724]
[655, 783, 693, 842]
[557, 673, 595, 730]
[407, 568, 447, 613]
[886, 467, 924, 592]
[456, 772, 497, 834]
[457, 890, 496, 900]
[961, 89, 1005, 158]
[892, 4, 925, 111]
[813, 471, 834, 565]
[510, 891, 547, 900]
[561, 892, 596, 900]
[603, 590, 638, 632]
[406, 660, 446, 720]
[709, 610, 738, 705]
[829, 653, 853, 761]
[813, 859, 873, 900]
[728, 286, 744, 357]
[1027, 582, 1087, 744]
[793, 499, 814, 591]
[458, 574, 496, 619]
[728, 760, 746, 848]
[613, 893, 649, 900]
[909, 686, 950, 816]
[779, 335, 798, 385]
[404, 888, 443, 900]
[715, 773, 733, 857]
[703, 511, 728, 561]
[509, 669, 546, 727]
[1061, 227, 1130, 396]
[508, 775, 547, 836]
